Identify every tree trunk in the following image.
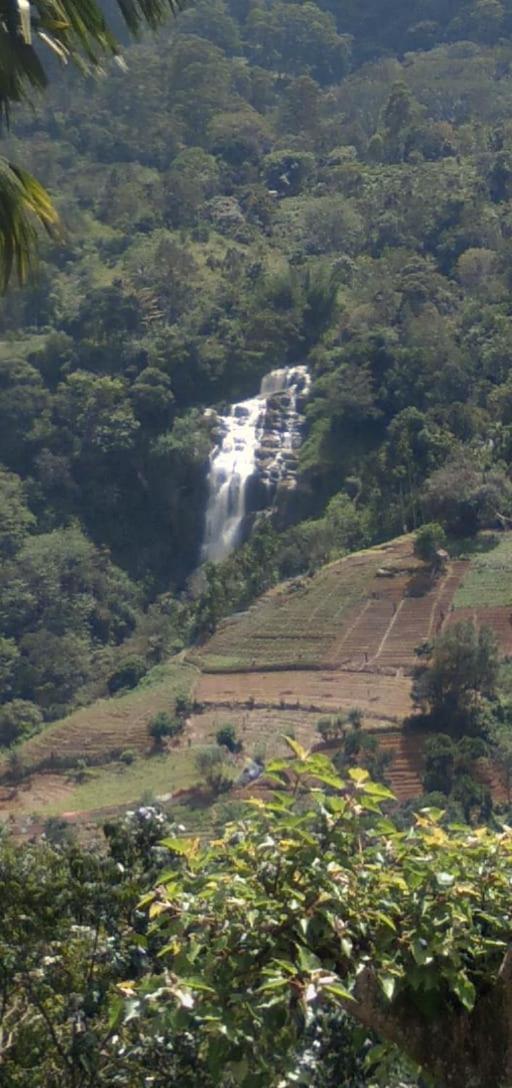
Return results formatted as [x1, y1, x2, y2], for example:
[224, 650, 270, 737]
[342, 961, 512, 1088]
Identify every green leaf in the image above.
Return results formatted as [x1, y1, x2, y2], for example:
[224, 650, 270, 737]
[159, 837, 198, 857]
[362, 781, 396, 801]
[265, 759, 290, 775]
[374, 912, 397, 932]
[296, 944, 322, 972]
[411, 938, 431, 966]
[324, 982, 355, 1002]
[283, 735, 309, 761]
[341, 937, 353, 957]
[379, 974, 396, 1001]
[451, 973, 476, 1011]
[258, 976, 290, 993]
[349, 767, 370, 786]
[305, 756, 345, 789]
[108, 995, 124, 1030]
[365, 1043, 391, 1069]
[179, 977, 216, 993]
[435, 871, 455, 889]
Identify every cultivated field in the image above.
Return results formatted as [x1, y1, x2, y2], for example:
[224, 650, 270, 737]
[191, 538, 418, 672]
[0, 659, 197, 817]
[194, 669, 413, 722]
[7, 532, 512, 826]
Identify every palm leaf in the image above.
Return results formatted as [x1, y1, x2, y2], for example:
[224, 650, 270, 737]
[0, 1, 189, 116]
[0, 157, 58, 290]
[0, 0, 188, 288]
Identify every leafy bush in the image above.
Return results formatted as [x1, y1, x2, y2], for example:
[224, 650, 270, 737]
[413, 621, 499, 736]
[0, 699, 43, 747]
[316, 716, 345, 743]
[423, 456, 512, 537]
[120, 749, 136, 765]
[175, 695, 193, 717]
[216, 725, 242, 753]
[414, 522, 447, 564]
[71, 758, 92, 784]
[148, 711, 184, 747]
[195, 746, 233, 794]
[108, 656, 147, 694]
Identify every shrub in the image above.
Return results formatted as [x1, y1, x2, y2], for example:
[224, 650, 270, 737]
[175, 695, 193, 717]
[148, 711, 184, 747]
[216, 725, 242, 753]
[414, 522, 447, 564]
[43, 817, 76, 845]
[423, 734, 456, 794]
[423, 455, 512, 537]
[0, 699, 43, 747]
[316, 716, 345, 743]
[108, 656, 147, 694]
[71, 758, 91, 784]
[120, 749, 136, 765]
[413, 621, 499, 736]
[195, 746, 233, 794]
[346, 707, 363, 729]
[6, 751, 25, 783]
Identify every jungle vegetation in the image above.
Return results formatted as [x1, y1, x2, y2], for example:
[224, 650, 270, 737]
[3, 4, 512, 1085]
[4, 0, 512, 727]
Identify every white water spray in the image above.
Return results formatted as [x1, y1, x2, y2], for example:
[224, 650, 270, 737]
[202, 366, 309, 563]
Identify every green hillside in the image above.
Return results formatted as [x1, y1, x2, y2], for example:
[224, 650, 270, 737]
[7, 530, 512, 822]
[3, 0, 512, 745]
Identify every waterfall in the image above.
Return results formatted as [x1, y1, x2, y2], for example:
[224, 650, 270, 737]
[202, 365, 310, 563]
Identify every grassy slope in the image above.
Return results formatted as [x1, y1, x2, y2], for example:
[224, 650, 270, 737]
[0, 658, 197, 776]
[42, 749, 199, 817]
[190, 540, 409, 672]
[453, 536, 512, 608]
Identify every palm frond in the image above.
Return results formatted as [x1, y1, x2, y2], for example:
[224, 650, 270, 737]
[0, 1, 188, 110]
[0, 157, 58, 291]
[0, 0, 187, 288]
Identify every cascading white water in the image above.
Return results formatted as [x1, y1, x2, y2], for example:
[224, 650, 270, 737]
[202, 366, 309, 563]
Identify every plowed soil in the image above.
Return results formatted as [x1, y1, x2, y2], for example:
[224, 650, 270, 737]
[195, 668, 413, 723]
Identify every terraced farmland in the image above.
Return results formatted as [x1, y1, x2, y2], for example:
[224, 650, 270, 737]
[195, 669, 413, 722]
[0, 659, 197, 781]
[193, 536, 469, 684]
[9, 532, 512, 826]
[192, 539, 416, 673]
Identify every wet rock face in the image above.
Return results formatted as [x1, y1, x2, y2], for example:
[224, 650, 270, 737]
[201, 366, 310, 563]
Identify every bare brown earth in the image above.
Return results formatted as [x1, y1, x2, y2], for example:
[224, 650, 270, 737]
[446, 606, 512, 654]
[195, 670, 413, 722]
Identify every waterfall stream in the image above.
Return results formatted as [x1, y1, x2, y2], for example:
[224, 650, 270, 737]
[202, 366, 310, 563]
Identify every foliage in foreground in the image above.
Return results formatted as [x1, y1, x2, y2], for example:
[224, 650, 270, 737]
[139, 742, 512, 1088]
[4, 751, 512, 1087]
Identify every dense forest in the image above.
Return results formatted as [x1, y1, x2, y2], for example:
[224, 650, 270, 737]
[6, 2, 512, 1086]
[4, 0, 512, 725]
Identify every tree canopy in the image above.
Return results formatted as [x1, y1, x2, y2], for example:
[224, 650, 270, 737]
[139, 743, 512, 1088]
